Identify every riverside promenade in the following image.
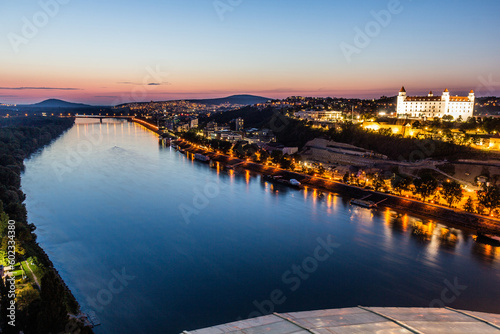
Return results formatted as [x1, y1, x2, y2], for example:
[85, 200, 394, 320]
[174, 139, 500, 235]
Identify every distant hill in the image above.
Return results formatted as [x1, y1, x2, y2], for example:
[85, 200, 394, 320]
[187, 94, 270, 105]
[27, 99, 91, 108]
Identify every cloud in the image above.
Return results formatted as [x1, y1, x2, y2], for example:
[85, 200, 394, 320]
[94, 95, 119, 98]
[0, 87, 81, 90]
[117, 81, 167, 86]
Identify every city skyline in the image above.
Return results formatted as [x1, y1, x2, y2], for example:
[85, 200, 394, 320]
[1, 0, 500, 105]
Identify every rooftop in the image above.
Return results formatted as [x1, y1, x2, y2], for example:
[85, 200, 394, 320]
[183, 307, 500, 334]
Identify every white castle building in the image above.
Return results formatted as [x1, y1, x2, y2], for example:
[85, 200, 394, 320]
[397, 87, 475, 120]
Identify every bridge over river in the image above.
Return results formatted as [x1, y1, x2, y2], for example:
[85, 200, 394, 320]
[75, 114, 134, 123]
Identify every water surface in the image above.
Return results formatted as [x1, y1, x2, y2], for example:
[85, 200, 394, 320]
[22, 119, 500, 333]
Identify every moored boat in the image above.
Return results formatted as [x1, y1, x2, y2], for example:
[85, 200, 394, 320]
[194, 153, 210, 162]
[350, 198, 377, 208]
[474, 233, 500, 247]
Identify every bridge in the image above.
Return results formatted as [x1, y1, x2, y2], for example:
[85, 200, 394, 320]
[75, 115, 134, 123]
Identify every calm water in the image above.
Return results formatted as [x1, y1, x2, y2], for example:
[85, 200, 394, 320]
[22, 119, 500, 333]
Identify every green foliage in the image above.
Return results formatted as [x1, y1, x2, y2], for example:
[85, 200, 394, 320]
[16, 285, 40, 311]
[464, 197, 475, 213]
[413, 174, 438, 202]
[440, 180, 463, 208]
[477, 184, 500, 215]
[372, 174, 386, 192]
[392, 175, 413, 195]
[0, 117, 89, 333]
[271, 150, 283, 164]
[36, 270, 69, 333]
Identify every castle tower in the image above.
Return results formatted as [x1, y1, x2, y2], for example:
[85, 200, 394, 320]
[442, 89, 450, 116]
[442, 88, 450, 100]
[469, 89, 475, 103]
[397, 86, 407, 116]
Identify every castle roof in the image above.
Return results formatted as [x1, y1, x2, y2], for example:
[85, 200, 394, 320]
[450, 96, 470, 102]
[406, 96, 442, 101]
[399, 86, 406, 93]
[444, 88, 449, 92]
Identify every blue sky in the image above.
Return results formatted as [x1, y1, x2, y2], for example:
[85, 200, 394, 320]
[1, 0, 499, 104]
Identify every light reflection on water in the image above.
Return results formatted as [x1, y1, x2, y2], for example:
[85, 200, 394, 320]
[21, 119, 500, 334]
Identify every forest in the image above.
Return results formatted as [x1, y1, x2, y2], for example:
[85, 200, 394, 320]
[0, 117, 93, 333]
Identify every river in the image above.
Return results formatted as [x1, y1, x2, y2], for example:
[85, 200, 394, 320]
[21, 119, 500, 333]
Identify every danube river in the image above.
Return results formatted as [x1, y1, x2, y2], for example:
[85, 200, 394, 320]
[22, 119, 500, 333]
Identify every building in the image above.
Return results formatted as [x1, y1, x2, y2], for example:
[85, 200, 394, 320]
[397, 87, 475, 120]
[295, 110, 343, 122]
[190, 117, 199, 129]
[185, 307, 500, 333]
[235, 117, 244, 131]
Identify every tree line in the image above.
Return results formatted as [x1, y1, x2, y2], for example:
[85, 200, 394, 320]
[0, 117, 93, 334]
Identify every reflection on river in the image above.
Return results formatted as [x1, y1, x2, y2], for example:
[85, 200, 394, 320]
[22, 119, 500, 334]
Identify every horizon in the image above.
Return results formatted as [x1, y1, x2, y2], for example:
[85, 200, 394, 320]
[5, 88, 497, 107]
[1, 0, 500, 105]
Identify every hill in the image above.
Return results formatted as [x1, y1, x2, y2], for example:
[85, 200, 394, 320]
[28, 99, 90, 108]
[187, 94, 270, 105]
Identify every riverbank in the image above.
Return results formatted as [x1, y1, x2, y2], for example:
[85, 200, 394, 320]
[0, 117, 93, 333]
[131, 117, 161, 134]
[174, 139, 500, 235]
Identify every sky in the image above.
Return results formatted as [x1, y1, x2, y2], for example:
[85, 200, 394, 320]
[1, 0, 500, 105]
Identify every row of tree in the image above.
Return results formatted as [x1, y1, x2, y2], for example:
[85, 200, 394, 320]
[0, 117, 92, 334]
[391, 173, 500, 215]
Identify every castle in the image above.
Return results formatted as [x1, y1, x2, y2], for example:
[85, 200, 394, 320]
[396, 87, 475, 120]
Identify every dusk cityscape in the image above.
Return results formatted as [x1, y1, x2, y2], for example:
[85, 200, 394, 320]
[1, 1, 500, 333]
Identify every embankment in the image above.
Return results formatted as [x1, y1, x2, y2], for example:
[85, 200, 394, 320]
[175, 139, 500, 235]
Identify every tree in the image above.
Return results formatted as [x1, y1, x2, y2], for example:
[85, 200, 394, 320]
[271, 150, 283, 164]
[343, 172, 349, 183]
[440, 180, 463, 208]
[464, 197, 474, 213]
[392, 175, 412, 195]
[477, 184, 500, 215]
[36, 270, 69, 333]
[413, 174, 438, 202]
[373, 174, 386, 192]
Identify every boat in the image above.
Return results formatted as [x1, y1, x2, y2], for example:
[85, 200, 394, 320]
[158, 136, 171, 146]
[350, 198, 377, 208]
[263, 175, 303, 189]
[349, 195, 387, 209]
[474, 233, 500, 247]
[194, 153, 210, 162]
[289, 179, 302, 189]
